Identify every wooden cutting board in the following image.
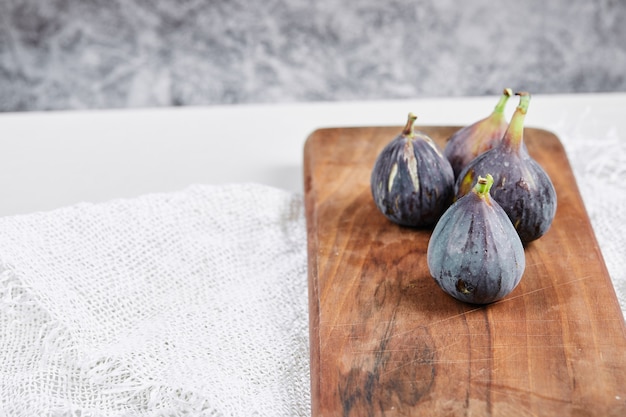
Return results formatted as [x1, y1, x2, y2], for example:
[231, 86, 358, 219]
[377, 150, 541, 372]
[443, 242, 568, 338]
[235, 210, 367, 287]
[303, 125, 626, 417]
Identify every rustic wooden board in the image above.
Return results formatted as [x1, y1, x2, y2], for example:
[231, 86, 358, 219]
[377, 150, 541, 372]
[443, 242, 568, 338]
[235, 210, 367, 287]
[303, 126, 626, 417]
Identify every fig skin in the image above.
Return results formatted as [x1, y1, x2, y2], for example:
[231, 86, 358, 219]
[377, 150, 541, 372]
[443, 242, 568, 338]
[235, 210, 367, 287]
[371, 113, 455, 227]
[444, 88, 513, 178]
[427, 175, 526, 304]
[455, 92, 557, 244]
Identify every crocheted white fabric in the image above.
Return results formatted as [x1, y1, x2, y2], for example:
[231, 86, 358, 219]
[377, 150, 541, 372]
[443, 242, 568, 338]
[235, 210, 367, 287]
[0, 184, 310, 417]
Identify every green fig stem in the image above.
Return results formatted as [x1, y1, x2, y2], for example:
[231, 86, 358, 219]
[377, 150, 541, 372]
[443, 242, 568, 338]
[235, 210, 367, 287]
[502, 92, 530, 151]
[493, 88, 513, 114]
[402, 113, 418, 138]
[474, 174, 494, 199]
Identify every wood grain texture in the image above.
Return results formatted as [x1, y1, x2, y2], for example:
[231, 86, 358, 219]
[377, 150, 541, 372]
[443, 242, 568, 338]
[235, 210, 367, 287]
[303, 126, 626, 417]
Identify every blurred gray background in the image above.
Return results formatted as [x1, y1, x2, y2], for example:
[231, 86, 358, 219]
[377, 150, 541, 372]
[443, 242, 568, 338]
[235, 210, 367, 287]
[0, 0, 624, 112]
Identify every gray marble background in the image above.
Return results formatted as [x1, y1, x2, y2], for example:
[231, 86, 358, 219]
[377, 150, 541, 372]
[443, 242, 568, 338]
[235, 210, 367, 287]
[0, 0, 624, 112]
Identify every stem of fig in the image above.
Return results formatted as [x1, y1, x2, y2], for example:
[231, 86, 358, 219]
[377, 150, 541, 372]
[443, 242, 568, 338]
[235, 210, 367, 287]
[494, 88, 513, 114]
[402, 113, 418, 138]
[501, 92, 531, 151]
[474, 174, 494, 199]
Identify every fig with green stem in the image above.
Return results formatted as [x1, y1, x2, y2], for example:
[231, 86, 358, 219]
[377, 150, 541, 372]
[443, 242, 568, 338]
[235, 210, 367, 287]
[428, 174, 526, 304]
[371, 113, 455, 227]
[444, 88, 513, 178]
[455, 92, 557, 244]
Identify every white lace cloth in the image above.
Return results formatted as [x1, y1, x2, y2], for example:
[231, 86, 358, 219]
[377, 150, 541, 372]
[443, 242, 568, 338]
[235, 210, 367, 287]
[0, 127, 624, 416]
[0, 184, 310, 416]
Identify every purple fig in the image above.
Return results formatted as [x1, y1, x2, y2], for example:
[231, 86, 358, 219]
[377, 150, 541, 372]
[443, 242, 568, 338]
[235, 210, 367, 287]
[444, 88, 513, 178]
[371, 113, 455, 227]
[455, 92, 557, 244]
[427, 174, 526, 304]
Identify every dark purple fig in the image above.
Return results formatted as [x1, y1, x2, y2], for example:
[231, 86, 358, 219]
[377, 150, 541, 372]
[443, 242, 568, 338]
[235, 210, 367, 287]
[455, 92, 557, 244]
[444, 88, 513, 178]
[427, 174, 525, 304]
[371, 113, 455, 227]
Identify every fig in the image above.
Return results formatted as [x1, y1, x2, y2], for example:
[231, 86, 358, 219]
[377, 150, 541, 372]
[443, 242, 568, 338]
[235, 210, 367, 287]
[371, 113, 455, 227]
[444, 88, 513, 178]
[427, 174, 526, 304]
[455, 92, 557, 244]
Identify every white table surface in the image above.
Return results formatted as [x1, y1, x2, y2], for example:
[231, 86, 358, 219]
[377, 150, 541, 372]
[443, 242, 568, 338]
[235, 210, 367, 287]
[1, 92, 625, 217]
